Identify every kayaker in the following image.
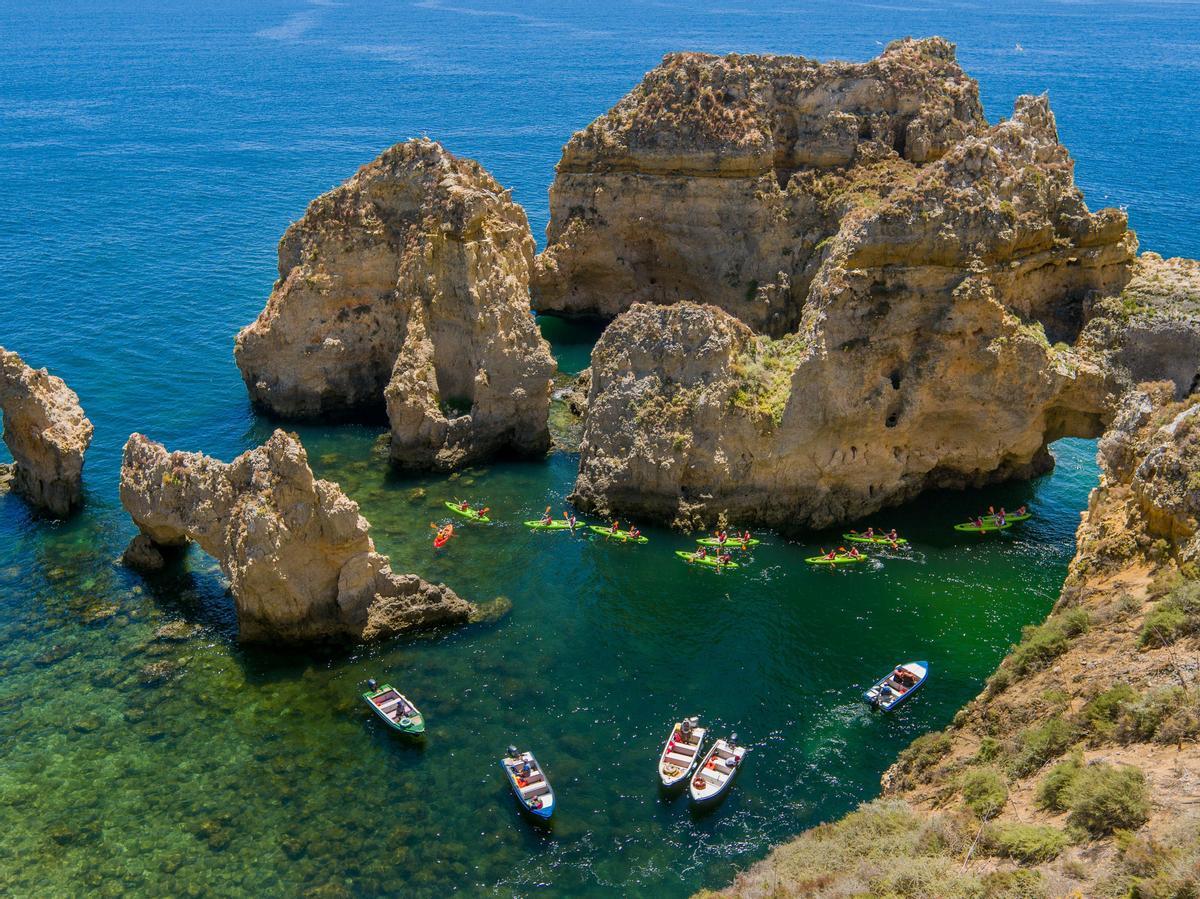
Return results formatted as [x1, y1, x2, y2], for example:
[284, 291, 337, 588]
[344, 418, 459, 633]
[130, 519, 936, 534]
[1016, 505, 1027, 516]
[741, 530, 752, 546]
[973, 516, 984, 528]
[696, 546, 708, 559]
[845, 545, 861, 559]
[863, 526, 875, 539]
[567, 513, 577, 532]
[540, 507, 553, 525]
[716, 530, 728, 546]
[718, 552, 733, 566]
[459, 500, 469, 511]
[822, 548, 837, 560]
[629, 525, 641, 540]
[609, 520, 620, 535]
[887, 528, 899, 542]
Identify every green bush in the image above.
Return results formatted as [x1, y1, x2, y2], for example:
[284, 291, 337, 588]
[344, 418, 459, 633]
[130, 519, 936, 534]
[961, 768, 1008, 818]
[891, 730, 952, 789]
[1011, 614, 1082, 676]
[980, 868, 1049, 899]
[974, 736, 1002, 763]
[983, 822, 1070, 864]
[1139, 581, 1200, 648]
[986, 667, 1013, 697]
[1008, 716, 1074, 777]
[1037, 755, 1084, 812]
[1066, 764, 1151, 836]
[1115, 687, 1200, 745]
[1079, 683, 1137, 743]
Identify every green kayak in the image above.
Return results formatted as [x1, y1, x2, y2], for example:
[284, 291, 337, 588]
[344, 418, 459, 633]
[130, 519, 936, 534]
[696, 537, 760, 548]
[954, 520, 1013, 533]
[524, 519, 575, 531]
[843, 534, 908, 546]
[445, 501, 491, 523]
[987, 513, 1032, 523]
[588, 525, 648, 544]
[806, 554, 869, 565]
[675, 550, 740, 569]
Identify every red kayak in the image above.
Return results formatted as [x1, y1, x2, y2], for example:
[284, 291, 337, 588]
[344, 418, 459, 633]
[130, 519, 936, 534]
[433, 534, 449, 548]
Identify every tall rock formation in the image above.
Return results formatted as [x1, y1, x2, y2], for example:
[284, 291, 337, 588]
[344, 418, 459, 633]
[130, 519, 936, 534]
[0, 348, 93, 517]
[558, 39, 1141, 529]
[119, 429, 474, 643]
[235, 138, 556, 470]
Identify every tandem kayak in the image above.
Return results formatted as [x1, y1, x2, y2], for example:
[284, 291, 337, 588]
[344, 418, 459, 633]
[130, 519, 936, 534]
[954, 520, 1013, 533]
[696, 537, 760, 548]
[988, 512, 1032, 523]
[362, 680, 425, 735]
[589, 525, 648, 544]
[843, 534, 908, 546]
[501, 747, 554, 820]
[864, 661, 928, 711]
[675, 550, 739, 569]
[445, 502, 490, 523]
[805, 554, 869, 565]
[524, 519, 575, 531]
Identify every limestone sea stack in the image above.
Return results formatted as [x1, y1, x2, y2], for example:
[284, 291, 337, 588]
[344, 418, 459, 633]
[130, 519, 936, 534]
[235, 138, 556, 470]
[0, 347, 93, 517]
[559, 39, 1143, 529]
[119, 429, 474, 642]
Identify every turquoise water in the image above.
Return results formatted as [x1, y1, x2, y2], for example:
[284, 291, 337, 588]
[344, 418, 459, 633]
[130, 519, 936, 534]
[1, 1, 1197, 895]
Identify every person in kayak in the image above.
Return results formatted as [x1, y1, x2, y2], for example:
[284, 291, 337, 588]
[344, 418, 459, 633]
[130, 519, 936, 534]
[973, 516, 985, 529]
[459, 500, 470, 512]
[863, 526, 875, 539]
[716, 530, 728, 546]
[822, 548, 838, 560]
[1016, 505, 1027, 516]
[741, 530, 752, 547]
[844, 545, 861, 559]
[887, 528, 899, 542]
[718, 552, 733, 566]
[539, 506, 553, 526]
[609, 520, 620, 535]
[628, 525, 641, 540]
[696, 546, 708, 559]
[566, 512, 577, 532]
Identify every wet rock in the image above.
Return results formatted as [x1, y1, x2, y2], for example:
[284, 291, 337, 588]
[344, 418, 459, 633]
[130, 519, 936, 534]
[138, 660, 178, 685]
[71, 715, 102, 734]
[34, 644, 71, 667]
[0, 347, 94, 517]
[80, 603, 119, 624]
[154, 620, 197, 642]
[120, 534, 165, 572]
[406, 487, 426, 504]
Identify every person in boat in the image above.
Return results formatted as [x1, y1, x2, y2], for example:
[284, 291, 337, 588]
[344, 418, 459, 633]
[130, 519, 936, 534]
[842, 545, 860, 559]
[680, 718, 694, 738]
[459, 500, 470, 511]
[996, 511, 1006, 526]
[988, 505, 995, 516]
[609, 520, 620, 535]
[887, 528, 899, 542]
[1016, 505, 1027, 516]
[716, 530, 728, 546]
[726, 753, 739, 770]
[741, 530, 752, 546]
[696, 546, 708, 559]
[863, 526, 875, 539]
[973, 516, 984, 528]
[566, 512, 577, 532]
[718, 552, 733, 566]
[628, 525, 641, 540]
[822, 548, 838, 560]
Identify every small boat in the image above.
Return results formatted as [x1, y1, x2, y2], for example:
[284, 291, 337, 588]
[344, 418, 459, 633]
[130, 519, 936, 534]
[675, 550, 740, 570]
[805, 553, 869, 565]
[362, 680, 425, 734]
[953, 519, 1012, 533]
[501, 747, 554, 819]
[843, 533, 908, 546]
[696, 537, 760, 549]
[445, 501, 490, 523]
[863, 661, 928, 711]
[588, 525, 648, 544]
[689, 735, 746, 803]
[523, 519, 574, 531]
[658, 717, 707, 788]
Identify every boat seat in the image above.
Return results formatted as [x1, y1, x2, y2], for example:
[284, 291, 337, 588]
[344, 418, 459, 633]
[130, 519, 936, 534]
[522, 782, 550, 797]
[665, 751, 693, 766]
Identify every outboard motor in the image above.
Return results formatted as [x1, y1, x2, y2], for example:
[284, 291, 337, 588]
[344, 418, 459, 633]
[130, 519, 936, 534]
[507, 744, 519, 758]
[367, 678, 378, 691]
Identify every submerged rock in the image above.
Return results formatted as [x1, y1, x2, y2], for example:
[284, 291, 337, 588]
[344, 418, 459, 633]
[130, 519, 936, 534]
[560, 40, 1147, 529]
[0, 347, 93, 517]
[234, 138, 556, 471]
[118, 429, 474, 643]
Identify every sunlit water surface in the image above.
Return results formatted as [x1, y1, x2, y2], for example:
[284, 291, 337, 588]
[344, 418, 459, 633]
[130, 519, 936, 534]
[3, 0, 1198, 895]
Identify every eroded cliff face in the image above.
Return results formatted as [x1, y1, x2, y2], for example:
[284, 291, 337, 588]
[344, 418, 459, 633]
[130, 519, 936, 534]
[707, 385, 1200, 898]
[119, 429, 473, 643]
[565, 40, 1142, 529]
[234, 138, 556, 470]
[0, 348, 93, 517]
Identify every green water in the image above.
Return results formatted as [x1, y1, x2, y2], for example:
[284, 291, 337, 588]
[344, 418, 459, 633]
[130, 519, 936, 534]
[0, 334, 1099, 896]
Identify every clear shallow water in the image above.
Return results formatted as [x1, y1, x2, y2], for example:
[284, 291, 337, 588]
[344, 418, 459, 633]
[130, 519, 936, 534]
[0, 0, 1196, 895]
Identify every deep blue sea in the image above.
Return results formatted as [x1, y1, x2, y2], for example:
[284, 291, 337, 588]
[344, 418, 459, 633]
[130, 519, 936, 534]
[1, 1, 1197, 896]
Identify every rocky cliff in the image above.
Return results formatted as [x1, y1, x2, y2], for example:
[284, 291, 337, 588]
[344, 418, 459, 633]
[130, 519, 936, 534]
[562, 40, 1141, 529]
[708, 384, 1200, 898]
[0, 348, 93, 517]
[234, 138, 556, 470]
[119, 429, 474, 643]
